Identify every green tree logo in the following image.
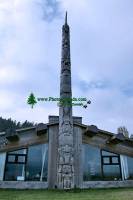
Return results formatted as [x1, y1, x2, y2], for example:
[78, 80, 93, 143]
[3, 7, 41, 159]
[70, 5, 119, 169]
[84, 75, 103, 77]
[27, 93, 37, 108]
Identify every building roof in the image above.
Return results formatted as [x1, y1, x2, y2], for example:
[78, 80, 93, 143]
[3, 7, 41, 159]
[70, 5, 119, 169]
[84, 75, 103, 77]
[0, 119, 133, 157]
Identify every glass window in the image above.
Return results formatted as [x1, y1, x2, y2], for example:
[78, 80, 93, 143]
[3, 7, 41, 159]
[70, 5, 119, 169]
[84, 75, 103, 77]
[8, 149, 26, 154]
[112, 157, 119, 164]
[17, 156, 26, 163]
[7, 154, 26, 164]
[102, 156, 119, 165]
[4, 148, 27, 181]
[4, 144, 48, 181]
[127, 156, 133, 179]
[101, 150, 122, 180]
[4, 164, 24, 181]
[25, 144, 48, 181]
[103, 165, 121, 181]
[103, 157, 110, 164]
[102, 151, 116, 156]
[82, 144, 102, 181]
[8, 155, 15, 162]
[83, 147, 122, 181]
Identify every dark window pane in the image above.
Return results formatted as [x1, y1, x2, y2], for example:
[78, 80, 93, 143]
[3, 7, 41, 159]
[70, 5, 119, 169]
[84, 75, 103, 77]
[102, 151, 117, 156]
[8, 149, 26, 154]
[112, 157, 119, 164]
[18, 156, 26, 163]
[26, 144, 48, 181]
[8, 155, 15, 162]
[4, 145, 48, 182]
[127, 156, 133, 179]
[103, 157, 110, 164]
[4, 149, 27, 181]
[4, 164, 24, 181]
[103, 165, 121, 180]
[101, 150, 121, 180]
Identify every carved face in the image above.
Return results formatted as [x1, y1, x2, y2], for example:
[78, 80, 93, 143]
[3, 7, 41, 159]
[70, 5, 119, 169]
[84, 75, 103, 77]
[62, 144, 71, 153]
[62, 165, 71, 174]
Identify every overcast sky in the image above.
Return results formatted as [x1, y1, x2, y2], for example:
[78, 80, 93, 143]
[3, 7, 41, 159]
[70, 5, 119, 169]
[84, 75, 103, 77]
[0, 0, 133, 135]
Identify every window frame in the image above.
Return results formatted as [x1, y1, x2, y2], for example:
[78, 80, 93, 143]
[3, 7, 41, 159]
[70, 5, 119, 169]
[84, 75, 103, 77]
[101, 150, 122, 180]
[4, 148, 28, 181]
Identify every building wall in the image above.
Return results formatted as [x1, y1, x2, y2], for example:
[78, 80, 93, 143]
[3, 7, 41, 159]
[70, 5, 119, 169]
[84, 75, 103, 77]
[47, 125, 58, 188]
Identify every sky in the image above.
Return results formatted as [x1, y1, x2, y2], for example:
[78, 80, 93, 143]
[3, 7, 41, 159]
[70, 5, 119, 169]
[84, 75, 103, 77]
[0, 0, 133, 135]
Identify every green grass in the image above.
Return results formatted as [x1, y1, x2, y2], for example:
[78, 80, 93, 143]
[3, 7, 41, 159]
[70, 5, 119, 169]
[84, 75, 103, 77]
[0, 188, 133, 200]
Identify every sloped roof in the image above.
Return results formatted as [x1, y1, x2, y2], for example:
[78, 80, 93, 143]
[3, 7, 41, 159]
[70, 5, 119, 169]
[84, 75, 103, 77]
[0, 122, 133, 157]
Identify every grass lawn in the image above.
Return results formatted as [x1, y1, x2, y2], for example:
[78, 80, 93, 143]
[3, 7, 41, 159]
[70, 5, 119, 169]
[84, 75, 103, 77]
[0, 188, 133, 200]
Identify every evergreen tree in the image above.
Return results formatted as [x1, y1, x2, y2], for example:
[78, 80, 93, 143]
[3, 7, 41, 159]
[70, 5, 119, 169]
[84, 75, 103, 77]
[21, 120, 35, 128]
[0, 117, 36, 132]
[27, 93, 37, 108]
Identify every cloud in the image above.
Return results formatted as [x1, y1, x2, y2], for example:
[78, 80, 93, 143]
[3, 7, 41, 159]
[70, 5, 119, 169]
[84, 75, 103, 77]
[0, 0, 133, 135]
[35, 0, 62, 21]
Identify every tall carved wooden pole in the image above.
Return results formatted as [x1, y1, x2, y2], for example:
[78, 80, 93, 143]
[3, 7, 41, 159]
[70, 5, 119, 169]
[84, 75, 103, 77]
[57, 12, 74, 189]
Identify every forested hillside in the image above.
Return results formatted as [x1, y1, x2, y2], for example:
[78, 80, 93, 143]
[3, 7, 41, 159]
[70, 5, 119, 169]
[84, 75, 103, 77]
[0, 117, 36, 132]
